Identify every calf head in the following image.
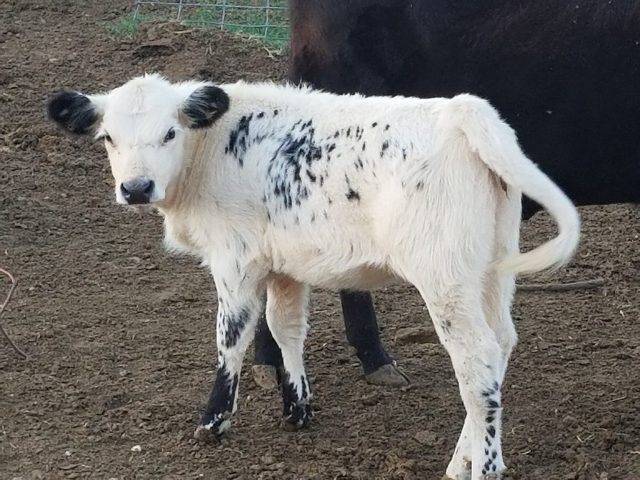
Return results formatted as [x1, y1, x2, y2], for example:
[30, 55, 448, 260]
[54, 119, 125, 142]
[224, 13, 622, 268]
[47, 74, 229, 205]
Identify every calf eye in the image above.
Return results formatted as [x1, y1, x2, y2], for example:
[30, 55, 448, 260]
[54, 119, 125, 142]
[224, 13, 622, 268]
[163, 127, 176, 143]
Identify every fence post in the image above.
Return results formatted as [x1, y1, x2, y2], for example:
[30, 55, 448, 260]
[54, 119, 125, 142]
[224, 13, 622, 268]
[220, 0, 227, 30]
[177, 0, 184, 20]
[132, 0, 141, 20]
[265, 0, 270, 39]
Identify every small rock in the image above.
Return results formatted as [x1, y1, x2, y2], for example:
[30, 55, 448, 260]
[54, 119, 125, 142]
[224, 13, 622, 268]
[131, 445, 142, 452]
[414, 430, 438, 445]
[260, 454, 275, 465]
[361, 392, 382, 406]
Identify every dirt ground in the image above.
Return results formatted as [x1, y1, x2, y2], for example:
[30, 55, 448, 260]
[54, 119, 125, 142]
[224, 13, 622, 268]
[0, 1, 638, 479]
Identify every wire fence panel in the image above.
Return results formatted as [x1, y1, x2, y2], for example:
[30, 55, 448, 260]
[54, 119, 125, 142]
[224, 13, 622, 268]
[132, 0, 289, 48]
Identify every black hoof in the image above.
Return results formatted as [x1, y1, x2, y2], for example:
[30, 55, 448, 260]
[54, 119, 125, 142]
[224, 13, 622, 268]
[194, 412, 232, 443]
[365, 363, 410, 387]
[281, 402, 313, 431]
[194, 424, 221, 443]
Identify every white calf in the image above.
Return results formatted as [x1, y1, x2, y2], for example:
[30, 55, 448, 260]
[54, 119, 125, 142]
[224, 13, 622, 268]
[48, 74, 580, 480]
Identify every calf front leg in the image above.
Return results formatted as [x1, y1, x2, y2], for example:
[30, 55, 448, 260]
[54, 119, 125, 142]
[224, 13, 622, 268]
[194, 277, 264, 442]
[265, 276, 312, 430]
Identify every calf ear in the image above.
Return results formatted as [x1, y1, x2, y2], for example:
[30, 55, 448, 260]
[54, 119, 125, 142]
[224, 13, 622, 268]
[47, 91, 102, 135]
[181, 85, 230, 129]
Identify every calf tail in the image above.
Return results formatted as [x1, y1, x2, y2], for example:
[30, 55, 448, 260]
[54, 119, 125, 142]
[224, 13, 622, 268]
[440, 94, 580, 275]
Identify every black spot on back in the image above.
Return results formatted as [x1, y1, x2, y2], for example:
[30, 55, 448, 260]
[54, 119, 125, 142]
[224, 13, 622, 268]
[380, 140, 390, 157]
[346, 188, 360, 202]
[226, 113, 253, 166]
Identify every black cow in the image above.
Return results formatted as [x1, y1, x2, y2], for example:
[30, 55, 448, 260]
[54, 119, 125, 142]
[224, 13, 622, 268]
[253, 0, 640, 388]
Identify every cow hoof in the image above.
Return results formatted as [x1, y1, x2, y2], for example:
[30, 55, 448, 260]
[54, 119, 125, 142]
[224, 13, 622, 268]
[194, 424, 220, 444]
[365, 363, 410, 387]
[194, 414, 231, 443]
[281, 403, 313, 431]
[252, 364, 279, 390]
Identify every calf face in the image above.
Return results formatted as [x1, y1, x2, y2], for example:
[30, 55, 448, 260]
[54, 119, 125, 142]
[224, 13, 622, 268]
[48, 74, 229, 205]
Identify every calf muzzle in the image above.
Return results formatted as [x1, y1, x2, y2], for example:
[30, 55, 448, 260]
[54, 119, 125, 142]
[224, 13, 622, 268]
[120, 177, 154, 204]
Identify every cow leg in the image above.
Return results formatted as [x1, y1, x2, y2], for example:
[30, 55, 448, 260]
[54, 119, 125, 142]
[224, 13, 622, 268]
[446, 271, 517, 478]
[445, 415, 473, 480]
[194, 280, 264, 442]
[265, 276, 313, 430]
[253, 289, 408, 389]
[416, 282, 506, 480]
[252, 310, 283, 389]
[340, 290, 410, 386]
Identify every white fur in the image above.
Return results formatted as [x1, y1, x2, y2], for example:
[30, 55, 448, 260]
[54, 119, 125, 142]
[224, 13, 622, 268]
[82, 74, 580, 480]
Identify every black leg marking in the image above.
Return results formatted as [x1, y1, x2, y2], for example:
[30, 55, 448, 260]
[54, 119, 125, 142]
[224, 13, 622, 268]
[197, 361, 239, 439]
[280, 371, 312, 430]
[220, 307, 250, 349]
[479, 381, 502, 473]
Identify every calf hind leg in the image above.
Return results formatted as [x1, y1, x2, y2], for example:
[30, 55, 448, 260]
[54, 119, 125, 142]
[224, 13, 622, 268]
[415, 283, 507, 480]
[445, 272, 517, 479]
[266, 276, 313, 429]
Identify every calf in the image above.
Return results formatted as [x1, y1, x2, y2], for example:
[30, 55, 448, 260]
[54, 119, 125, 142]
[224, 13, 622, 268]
[253, 0, 640, 389]
[48, 74, 579, 480]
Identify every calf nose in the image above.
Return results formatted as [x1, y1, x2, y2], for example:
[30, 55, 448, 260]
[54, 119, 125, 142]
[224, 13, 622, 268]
[120, 177, 154, 204]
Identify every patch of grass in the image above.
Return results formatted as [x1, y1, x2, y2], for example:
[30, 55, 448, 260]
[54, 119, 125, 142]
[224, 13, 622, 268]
[106, 2, 290, 50]
[182, 2, 289, 49]
[105, 13, 148, 38]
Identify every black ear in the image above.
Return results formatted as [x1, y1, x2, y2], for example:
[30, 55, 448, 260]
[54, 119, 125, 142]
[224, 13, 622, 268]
[47, 90, 100, 135]
[182, 85, 230, 129]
